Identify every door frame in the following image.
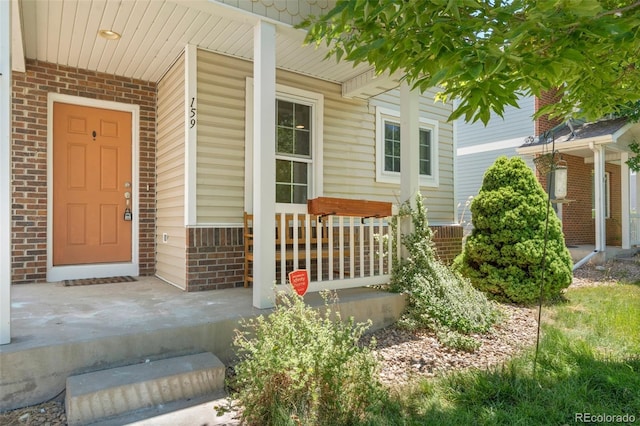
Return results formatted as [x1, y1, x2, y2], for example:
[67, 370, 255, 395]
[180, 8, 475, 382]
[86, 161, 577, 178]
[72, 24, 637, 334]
[47, 93, 140, 281]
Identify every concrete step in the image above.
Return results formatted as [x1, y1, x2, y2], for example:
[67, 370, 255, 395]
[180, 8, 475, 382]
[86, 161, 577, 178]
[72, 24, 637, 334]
[65, 352, 225, 426]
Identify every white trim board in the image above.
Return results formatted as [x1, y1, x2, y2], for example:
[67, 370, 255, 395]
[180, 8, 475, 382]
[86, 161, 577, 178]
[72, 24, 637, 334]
[184, 45, 198, 226]
[46, 93, 140, 281]
[1, 0, 12, 344]
[457, 136, 531, 156]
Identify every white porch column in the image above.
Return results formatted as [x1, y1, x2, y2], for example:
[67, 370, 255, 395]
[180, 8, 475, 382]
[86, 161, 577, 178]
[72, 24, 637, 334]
[621, 152, 630, 249]
[399, 82, 420, 258]
[252, 20, 276, 309]
[637, 171, 640, 213]
[591, 144, 606, 252]
[399, 82, 420, 204]
[636, 171, 640, 245]
[0, 0, 12, 344]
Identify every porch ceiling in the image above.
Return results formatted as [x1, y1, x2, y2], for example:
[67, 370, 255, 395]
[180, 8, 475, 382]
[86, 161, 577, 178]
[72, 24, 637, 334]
[14, 0, 399, 96]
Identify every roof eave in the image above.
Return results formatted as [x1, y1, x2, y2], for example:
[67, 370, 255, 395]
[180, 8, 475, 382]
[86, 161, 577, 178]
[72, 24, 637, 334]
[516, 135, 614, 156]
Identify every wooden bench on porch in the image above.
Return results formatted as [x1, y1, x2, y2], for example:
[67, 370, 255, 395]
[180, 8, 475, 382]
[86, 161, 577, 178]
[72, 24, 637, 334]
[243, 198, 392, 287]
[244, 212, 330, 287]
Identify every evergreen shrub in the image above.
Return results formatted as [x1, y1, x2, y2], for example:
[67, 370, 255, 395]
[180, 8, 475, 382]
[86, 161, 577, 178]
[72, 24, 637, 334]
[454, 156, 573, 304]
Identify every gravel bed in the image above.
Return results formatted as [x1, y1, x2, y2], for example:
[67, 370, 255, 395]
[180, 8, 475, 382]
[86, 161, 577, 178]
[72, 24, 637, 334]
[0, 401, 66, 426]
[572, 254, 640, 288]
[2, 256, 638, 425]
[370, 303, 537, 387]
[371, 253, 640, 388]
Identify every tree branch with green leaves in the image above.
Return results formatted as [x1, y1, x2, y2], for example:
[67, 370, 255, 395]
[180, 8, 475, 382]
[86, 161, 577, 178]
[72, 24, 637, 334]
[301, 0, 640, 125]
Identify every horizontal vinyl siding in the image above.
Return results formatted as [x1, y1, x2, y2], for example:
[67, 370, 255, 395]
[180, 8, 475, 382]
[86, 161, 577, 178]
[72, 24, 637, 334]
[196, 50, 251, 224]
[276, 69, 384, 204]
[456, 96, 535, 148]
[156, 53, 186, 289]
[278, 70, 457, 224]
[196, 50, 456, 225]
[455, 96, 535, 226]
[456, 148, 535, 205]
[369, 88, 455, 224]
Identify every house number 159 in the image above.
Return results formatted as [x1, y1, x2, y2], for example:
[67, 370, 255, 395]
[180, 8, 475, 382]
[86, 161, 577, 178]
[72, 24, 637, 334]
[190, 97, 197, 128]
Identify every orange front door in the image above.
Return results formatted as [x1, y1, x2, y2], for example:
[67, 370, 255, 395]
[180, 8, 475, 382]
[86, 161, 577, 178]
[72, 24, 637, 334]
[53, 102, 132, 266]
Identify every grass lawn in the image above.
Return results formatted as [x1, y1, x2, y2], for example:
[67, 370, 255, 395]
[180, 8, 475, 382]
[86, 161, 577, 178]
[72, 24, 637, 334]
[363, 283, 640, 425]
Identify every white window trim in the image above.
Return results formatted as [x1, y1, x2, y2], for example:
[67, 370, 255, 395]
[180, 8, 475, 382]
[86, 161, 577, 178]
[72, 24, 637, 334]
[245, 78, 324, 214]
[375, 106, 439, 187]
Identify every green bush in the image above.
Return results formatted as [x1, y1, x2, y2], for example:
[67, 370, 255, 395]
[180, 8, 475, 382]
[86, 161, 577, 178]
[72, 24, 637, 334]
[231, 290, 384, 426]
[390, 196, 501, 350]
[454, 156, 573, 304]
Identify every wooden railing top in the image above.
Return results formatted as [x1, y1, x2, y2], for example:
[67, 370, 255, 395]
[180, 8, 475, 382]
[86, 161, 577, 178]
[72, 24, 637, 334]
[307, 197, 392, 218]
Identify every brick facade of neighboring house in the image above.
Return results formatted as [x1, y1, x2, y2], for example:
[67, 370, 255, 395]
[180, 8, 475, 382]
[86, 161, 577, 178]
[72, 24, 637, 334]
[535, 88, 563, 135]
[537, 153, 622, 247]
[431, 225, 464, 264]
[11, 59, 157, 284]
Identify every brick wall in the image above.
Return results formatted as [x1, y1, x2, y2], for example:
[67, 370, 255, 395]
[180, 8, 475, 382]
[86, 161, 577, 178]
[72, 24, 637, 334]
[11, 59, 156, 283]
[186, 227, 245, 291]
[535, 88, 563, 135]
[431, 225, 464, 264]
[536, 153, 622, 246]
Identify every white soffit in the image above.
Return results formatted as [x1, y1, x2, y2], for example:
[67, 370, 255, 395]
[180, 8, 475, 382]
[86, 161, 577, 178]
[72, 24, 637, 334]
[15, 0, 381, 90]
[342, 68, 402, 99]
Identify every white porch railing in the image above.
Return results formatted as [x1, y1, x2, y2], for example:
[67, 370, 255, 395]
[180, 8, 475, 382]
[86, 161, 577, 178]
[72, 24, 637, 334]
[273, 212, 399, 292]
[631, 213, 640, 246]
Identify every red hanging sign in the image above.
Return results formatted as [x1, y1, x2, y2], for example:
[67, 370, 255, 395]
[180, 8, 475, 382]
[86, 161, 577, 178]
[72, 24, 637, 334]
[288, 269, 309, 296]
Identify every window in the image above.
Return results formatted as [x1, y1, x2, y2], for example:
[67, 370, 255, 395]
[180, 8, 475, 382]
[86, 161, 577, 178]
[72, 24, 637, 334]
[276, 99, 312, 204]
[592, 171, 611, 219]
[376, 107, 438, 186]
[383, 121, 401, 173]
[244, 79, 324, 214]
[419, 128, 432, 176]
[383, 121, 432, 176]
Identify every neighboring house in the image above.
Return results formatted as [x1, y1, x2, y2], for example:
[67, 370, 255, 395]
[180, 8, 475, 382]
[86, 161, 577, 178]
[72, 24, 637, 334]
[456, 88, 640, 254]
[455, 96, 535, 227]
[517, 117, 640, 252]
[2, 0, 462, 318]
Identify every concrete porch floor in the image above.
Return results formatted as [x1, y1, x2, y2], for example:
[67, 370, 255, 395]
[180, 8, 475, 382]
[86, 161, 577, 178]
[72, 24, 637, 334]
[0, 277, 405, 412]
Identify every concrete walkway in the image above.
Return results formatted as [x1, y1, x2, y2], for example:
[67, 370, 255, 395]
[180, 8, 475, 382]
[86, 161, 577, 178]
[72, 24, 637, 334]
[99, 395, 241, 425]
